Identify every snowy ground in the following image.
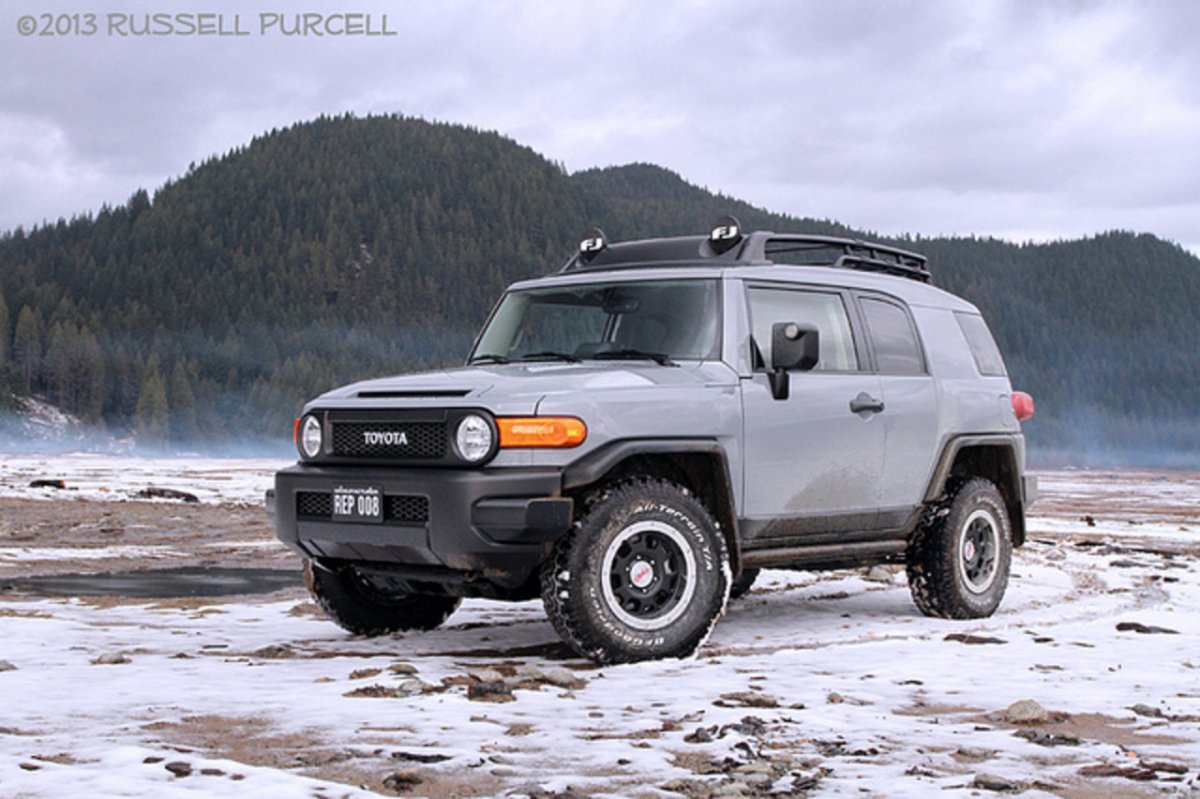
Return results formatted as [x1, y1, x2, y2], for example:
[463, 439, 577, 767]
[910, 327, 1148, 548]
[0, 459, 1197, 798]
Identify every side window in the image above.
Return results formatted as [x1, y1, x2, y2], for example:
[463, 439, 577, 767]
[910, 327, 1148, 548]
[955, 312, 1007, 376]
[746, 287, 858, 371]
[860, 297, 925, 375]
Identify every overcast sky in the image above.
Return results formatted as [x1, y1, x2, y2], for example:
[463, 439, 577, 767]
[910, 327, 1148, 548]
[2, 0, 1197, 254]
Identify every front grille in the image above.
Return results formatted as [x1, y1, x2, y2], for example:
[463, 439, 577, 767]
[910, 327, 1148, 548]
[331, 421, 445, 459]
[295, 491, 429, 525]
[296, 491, 332, 519]
[386, 495, 430, 524]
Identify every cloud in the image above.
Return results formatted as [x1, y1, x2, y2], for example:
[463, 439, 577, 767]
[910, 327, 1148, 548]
[0, 0, 1197, 253]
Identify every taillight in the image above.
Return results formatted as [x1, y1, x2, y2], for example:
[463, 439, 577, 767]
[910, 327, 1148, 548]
[1012, 391, 1035, 421]
[497, 417, 587, 448]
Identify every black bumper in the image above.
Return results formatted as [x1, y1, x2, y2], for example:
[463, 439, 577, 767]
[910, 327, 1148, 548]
[270, 464, 571, 589]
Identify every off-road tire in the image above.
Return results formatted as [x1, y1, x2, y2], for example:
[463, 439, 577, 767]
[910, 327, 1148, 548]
[540, 478, 729, 664]
[906, 478, 1012, 619]
[729, 568, 760, 599]
[304, 560, 461, 636]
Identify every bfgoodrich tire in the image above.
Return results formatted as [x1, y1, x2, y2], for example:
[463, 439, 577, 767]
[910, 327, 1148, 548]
[541, 479, 730, 664]
[304, 560, 461, 636]
[906, 478, 1013, 619]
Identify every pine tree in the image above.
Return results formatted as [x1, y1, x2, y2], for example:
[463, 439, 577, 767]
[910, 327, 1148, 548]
[134, 361, 170, 447]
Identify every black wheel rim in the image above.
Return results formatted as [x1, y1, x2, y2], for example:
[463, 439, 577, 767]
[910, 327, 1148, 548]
[959, 509, 999, 593]
[601, 521, 695, 630]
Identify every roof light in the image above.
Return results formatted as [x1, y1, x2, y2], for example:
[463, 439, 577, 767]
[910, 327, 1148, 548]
[579, 227, 607, 261]
[708, 214, 742, 254]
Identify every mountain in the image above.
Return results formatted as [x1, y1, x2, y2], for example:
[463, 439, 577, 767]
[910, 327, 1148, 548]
[0, 113, 1197, 464]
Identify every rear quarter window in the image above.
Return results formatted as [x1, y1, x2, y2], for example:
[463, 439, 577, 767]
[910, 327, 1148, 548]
[955, 312, 1007, 376]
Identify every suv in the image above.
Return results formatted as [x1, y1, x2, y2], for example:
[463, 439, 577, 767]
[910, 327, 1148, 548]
[268, 218, 1036, 664]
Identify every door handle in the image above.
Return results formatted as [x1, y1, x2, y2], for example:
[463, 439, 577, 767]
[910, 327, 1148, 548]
[850, 392, 885, 414]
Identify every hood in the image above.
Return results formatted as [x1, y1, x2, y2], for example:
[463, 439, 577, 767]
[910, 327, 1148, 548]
[310, 362, 730, 414]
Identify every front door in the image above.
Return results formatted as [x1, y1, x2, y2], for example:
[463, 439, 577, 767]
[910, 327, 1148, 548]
[740, 285, 884, 544]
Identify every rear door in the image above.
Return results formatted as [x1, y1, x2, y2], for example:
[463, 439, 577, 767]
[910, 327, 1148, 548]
[856, 293, 939, 527]
[740, 284, 884, 543]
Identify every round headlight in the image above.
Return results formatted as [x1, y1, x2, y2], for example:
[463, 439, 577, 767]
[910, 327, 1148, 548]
[455, 414, 493, 462]
[299, 415, 323, 459]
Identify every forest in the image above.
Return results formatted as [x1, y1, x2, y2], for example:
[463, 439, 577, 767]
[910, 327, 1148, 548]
[1, 113, 1197, 465]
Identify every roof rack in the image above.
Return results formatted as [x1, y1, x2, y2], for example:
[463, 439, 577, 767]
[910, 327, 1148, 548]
[748, 233, 931, 283]
[560, 220, 932, 283]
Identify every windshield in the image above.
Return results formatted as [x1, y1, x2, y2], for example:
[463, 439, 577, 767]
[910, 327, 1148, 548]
[470, 279, 721, 364]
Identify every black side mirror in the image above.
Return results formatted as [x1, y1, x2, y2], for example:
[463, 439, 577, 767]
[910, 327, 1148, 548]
[768, 322, 819, 400]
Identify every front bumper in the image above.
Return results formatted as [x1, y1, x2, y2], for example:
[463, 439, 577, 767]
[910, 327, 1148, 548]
[270, 464, 571, 588]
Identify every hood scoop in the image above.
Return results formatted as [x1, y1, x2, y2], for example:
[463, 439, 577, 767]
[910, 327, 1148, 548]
[356, 389, 472, 399]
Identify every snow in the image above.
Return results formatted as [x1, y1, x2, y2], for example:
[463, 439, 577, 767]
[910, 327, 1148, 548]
[0, 453, 285, 506]
[1, 462, 1198, 797]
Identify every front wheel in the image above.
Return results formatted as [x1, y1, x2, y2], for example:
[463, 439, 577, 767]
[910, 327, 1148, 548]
[541, 479, 729, 664]
[304, 561, 461, 636]
[906, 478, 1013, 619]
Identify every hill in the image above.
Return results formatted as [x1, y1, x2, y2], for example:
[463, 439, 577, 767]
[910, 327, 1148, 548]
[0, 113, 1197, 464]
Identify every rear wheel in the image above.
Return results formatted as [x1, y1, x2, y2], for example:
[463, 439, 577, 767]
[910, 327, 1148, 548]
[906, 478, 1012, 619]
[304, 560, 461, 636]
[541, 479, 729, 664]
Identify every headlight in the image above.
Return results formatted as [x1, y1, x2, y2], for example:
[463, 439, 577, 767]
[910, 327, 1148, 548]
[299, 415, 323, 459]
[455, 414, 493, 462]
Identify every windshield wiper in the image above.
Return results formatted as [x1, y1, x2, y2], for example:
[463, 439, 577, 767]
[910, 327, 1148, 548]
[589, 349, 676, 366]
[518, 351, 581, 363]
[469, 353, 510, 365]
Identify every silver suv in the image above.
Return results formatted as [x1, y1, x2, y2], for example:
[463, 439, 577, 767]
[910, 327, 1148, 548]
[269, 218, 1037, 664]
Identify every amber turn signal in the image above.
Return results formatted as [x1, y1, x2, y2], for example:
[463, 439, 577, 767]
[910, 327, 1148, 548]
[497, 417, 587, 448]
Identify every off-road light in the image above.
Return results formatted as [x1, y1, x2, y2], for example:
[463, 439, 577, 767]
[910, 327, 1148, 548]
[298, 415, 323, 459]
[455, 414, 494, 462]
[708, 214, 742, 254]
[498, 417, 587, 448]
[579, 227, 607, 261]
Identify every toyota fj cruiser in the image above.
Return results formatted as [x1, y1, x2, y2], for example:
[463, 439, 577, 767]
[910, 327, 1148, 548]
[268, 218, 1036, 664]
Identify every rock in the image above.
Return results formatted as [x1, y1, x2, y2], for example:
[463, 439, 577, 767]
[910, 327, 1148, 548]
[955, 746, 995, 761]
[392, 751, 451, 764]
[1129, 703, 1165, 718]
[973, 773, 1018, 791]
[713, 781, 752, 796]
[516, 664, 546, 682]
[1116, 621, 1179, 635]
[1141, 759, 1188, 775]
[542, 667, 579, 688]
[864, 565, 893, 583]
[1044, 548, 1066, 562]
[164, 761, 193, 778]
[29, 479, 66, 489]
[1014, 729, 1080, 747]
[251, 644, 296, 659]
[382, 770, 423, 791]
[396, 678, 428, 697]
[200, 768, 226, 776]
[1004, 699, 1049, 725]
[0, 660, 17, 672]
[468, 680, 514, 703]
[389, 662, 418, 675]
[91, 652, 130, 665]
[349, 667, 382, 680]
[136, 487, 199, 503]
[684, 725, 717, 743]
[715, 691, 778, 708]
[944, 633, 1007, 645]
[468, 667, 505, 683]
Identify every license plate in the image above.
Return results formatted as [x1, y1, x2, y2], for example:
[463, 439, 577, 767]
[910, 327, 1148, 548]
[331, 485, 383, 524]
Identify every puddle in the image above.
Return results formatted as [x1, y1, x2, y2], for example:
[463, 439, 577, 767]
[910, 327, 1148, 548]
[0, 567, 301, 599]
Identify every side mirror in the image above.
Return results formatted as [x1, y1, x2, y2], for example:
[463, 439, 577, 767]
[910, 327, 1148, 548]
[768, 322, 819, 400]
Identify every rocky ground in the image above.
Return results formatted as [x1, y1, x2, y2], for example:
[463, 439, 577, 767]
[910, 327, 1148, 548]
[0, 463, 1197, 798]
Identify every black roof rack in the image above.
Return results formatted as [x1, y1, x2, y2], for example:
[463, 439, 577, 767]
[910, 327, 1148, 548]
[559, 226, 932, 283]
